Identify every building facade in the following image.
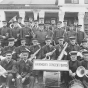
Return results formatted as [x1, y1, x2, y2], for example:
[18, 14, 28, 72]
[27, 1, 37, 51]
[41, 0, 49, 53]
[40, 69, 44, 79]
[0, 0, 88, 32]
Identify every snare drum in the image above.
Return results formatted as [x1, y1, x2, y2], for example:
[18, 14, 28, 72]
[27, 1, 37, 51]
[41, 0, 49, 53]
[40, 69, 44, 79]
[43, 71, 61, 87]
[69, 79, 84, 88]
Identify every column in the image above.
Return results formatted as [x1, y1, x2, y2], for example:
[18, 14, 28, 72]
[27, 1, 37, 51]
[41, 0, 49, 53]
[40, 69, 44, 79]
[78, 12, 85, 32]
[59, 0, 64, 5]
[19, 10, 25, 24]
[0, 11, 5, 27]
[33, 11, 38, 20]
[59, 11, 65, 26]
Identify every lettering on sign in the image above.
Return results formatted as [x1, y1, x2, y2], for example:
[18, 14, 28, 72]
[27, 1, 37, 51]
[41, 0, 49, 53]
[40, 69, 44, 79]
[33, 60, 69, 71]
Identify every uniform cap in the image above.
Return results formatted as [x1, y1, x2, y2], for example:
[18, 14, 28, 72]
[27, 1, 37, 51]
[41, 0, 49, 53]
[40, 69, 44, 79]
[21, 50, 30, 53]
[25, 35, 30, 38]
[69, 36, 76, 40]
[5, 50, 12, 55]
[45, 37, 51, 41]
[77, 25, 82, 27]
[82, 50, 88, 55]
[57, 21, 62, 24]
[34, 20, 38, 22]
[18, 17, 22, 19]
[2, 21, 7, 22]
[69, 51, 78, 55]
[45, 21, 50, 25]
[39, 23, 44, 26]
[63, 20, 67, 22]
[81, 39, 87, 43]
[57, 36, 64, 40]
[8, 38, 15, 41]
[24, 20, 29, 22]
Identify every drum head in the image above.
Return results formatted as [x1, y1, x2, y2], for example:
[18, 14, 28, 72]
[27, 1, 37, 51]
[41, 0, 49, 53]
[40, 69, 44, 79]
[69, 79, 84, 88]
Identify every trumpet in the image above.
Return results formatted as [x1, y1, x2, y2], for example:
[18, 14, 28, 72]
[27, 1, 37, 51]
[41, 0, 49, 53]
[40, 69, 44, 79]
[76, 66, 88, 78]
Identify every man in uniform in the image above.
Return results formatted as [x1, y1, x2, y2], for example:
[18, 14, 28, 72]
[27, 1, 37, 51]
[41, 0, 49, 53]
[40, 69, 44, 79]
[20, 20, 33, 40]
[53, 21, 64, 44]
[15, 38, 30, 59]
[80, 50, 88, 87]
[3, 38, 16, 60]
[34, 23, 47, 46]
[66, 36, 80, 53]
[69, 51, 81, 82]
[55, 37, 67, 60]
[17, 17, 24, 27]
[16, 50, 34, 88]
[76, 25, 85, 45]
[41, 37, 56, 60]
[0, 50, 17, 88]
[1, 21, 12, 47]
[11, 21, 21, 46]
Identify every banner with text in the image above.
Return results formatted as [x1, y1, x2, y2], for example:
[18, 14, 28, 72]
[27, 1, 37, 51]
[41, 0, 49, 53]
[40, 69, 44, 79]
[33, 60, 69, 71]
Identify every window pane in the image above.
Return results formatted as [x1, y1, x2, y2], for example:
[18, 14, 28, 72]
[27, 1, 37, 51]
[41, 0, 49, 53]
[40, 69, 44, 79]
[85, 0, 88, 3]
[65, 0, 79, 3]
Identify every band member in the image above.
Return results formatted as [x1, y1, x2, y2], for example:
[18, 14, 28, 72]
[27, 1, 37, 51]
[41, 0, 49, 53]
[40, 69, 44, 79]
[1, 21, 12, 47]
[80, 39, 88, 51]
[55, 37, 67, 60]
[30, 38, 41, 59]
[76, 25, 85, 45]
[69, 51, 81, 81]
[15, 38, 30, 59]
[20, 20, 32, 39]
[53, 21, 64, 44]
[3, 38, 16, 60]
[66, 36, 80, 53]
[34, 23, 47, 46]
[17, 17, 24, 27]
[17, 50, 34, 88]
[63, 20, 69, 31]
[80, 50, 88, 87]
[0, 50, 17, 88]
[41, 37, 56, 60]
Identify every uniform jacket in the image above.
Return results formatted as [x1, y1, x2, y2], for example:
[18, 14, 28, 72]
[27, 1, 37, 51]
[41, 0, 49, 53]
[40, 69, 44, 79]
[0, 59, 17, 73]
[17, 59, 33, 76]
[41, 45, 56, 60]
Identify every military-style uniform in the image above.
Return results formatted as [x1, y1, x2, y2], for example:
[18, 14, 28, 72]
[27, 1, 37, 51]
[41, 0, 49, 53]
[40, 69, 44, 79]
[1, 22, 12, 47]
[77, 25, 85, 45]
[3, 38, 17, 60]
[0, 51, 17, 87]
[41, 37, 56, 60]
[66, 36, 80, 53]
[17, 50, 34, 87]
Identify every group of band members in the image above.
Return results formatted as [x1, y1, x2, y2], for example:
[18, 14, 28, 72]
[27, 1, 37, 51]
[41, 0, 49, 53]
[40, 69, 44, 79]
[0, 16, 88, 88]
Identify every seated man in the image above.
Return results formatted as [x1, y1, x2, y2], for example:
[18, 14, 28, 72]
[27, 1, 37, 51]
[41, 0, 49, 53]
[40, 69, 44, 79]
[69, 51, 81, 81]
[16, 50, 34, 88]
[0, 50, 17, 88]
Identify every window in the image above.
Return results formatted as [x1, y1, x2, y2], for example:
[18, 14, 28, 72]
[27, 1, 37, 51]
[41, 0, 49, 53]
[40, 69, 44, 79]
[85, 0, 88, 4]
[65, 0, 79, 4]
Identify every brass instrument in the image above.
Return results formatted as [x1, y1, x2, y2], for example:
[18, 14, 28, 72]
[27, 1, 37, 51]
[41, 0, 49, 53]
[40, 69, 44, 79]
[29, 48, 41, 61]
[57, 42, 68, 60]
[76, 66, 88, 78]
[43, 49, 56, 60]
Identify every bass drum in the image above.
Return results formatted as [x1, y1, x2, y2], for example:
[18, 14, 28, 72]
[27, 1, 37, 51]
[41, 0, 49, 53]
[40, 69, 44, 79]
[69, 79, 84, 88]
[43, 71, 61, 87]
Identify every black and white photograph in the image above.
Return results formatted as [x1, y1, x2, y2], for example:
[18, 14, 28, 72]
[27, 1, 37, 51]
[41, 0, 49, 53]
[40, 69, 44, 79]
[0, 0, 88, 88]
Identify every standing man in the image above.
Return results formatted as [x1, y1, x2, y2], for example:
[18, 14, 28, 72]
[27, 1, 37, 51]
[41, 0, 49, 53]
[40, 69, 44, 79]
[11, 21, 21, 46]
[53, 21, 64, 44]
[77, 25, 85, 45]
[1, 21, 12, 47]
[17, 17, 24, 27]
